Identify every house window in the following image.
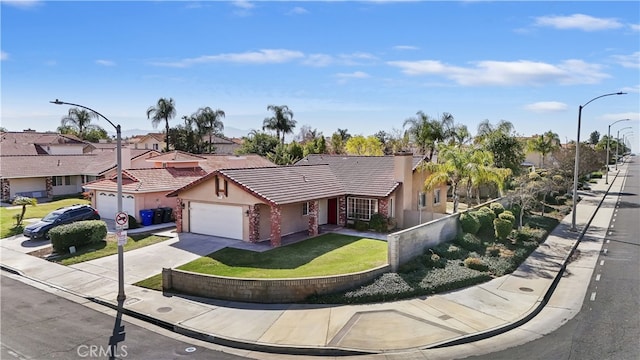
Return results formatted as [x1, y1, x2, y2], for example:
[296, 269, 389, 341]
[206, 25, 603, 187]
[347, 197, 378, 221]
[52, 176, 71, 186]
[433, 189, 441, 205]
[389, 198, 394, 218]
[153, 143, 159, 150]
[302, 202, 309, 216]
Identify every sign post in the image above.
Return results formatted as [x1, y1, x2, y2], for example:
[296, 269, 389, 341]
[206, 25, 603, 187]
[115, 211, 129, 229]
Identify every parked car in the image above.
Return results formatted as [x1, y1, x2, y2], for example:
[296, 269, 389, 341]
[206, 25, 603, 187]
[23, 204, 100, 240]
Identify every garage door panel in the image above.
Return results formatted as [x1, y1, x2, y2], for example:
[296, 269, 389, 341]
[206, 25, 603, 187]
[96, 192, 135, 219]
[189, 202, 243, 239]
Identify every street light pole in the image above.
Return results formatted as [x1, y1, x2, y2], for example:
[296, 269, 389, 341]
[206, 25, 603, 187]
[606, 119, 630, 184]
[50, 99, 126, 302]
[616, 126, 632, 171]
[571, 92, 626, 231]
[621, 132, 633, 165]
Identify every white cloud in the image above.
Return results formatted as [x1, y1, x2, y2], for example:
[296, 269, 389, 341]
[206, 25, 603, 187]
[524, 101, 568, 113]
[287, 6, 308, 15]
[611, 52, 640, 68]
[620, 85, 640, 93]
[152, 49, 305, 67]
[631, 24, 640, 31]
[534, 14, 623, 31]
[1, 0, 41, 8]
[601, 112, 640, 122]
[387, 59, 609, 86]
[95, 59, 116, 67]
[0, 51, 8, 61]
[335, 71, 371, 79]
[303, 54, 334, 67]
[232, 0, 254, 10]
[393, 45, 419, 51]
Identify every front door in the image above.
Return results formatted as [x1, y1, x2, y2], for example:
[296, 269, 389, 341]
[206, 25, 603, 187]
[327, 198, 337, 224]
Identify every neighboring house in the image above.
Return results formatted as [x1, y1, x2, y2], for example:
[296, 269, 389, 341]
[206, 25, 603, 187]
[83, 151, 275, 220]
[0, 130, 160, 202]
[131, 133, 166, 151]
[167, 152, 447, 247]
[201, 135, 241, 155]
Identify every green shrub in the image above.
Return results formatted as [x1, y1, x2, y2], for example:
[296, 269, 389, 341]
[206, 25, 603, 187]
[368, 213, 387, 233]
[50, 220, 107, 254]
[498, 211, 516, 227]
[515, 226, 547, 243]
[433, 243, 467, 260]
[490, 202, 505, 216]
[590, 171, 603, 179]
[354, 220, 369, 232]
[475, 208, 496, 233]
[455, 233, 484, 252]
[463, 257, 489, 272]
[418, 261, 491, 294]
[486, 245, 501, 257]
[482, 255, 517, 276]
[459, 212, 480, 234]
[528, 172, 541, 181]
[493, 218, 513, 240]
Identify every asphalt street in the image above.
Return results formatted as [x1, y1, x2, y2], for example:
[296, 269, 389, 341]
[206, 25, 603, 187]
[465, 157, 640, 360]
[0, 273, 252, 360]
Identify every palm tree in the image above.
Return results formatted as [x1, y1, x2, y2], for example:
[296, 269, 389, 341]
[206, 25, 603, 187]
[421, 145, 473, 213]
[475, 119, 514, 144]
[146, 97, 176, 152]
[461, 148, 511, 205]
[196, 107, 225, 153]
[451, 124, 472, 145]
[12, 196, 37, 226]
[403, 111, 434, 158]
[527, 130, 560, 168]
[60, 108, 99, 138]
[263, 105, 296, 145]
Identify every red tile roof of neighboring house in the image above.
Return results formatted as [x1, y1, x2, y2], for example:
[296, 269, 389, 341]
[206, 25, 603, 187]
[83, 167, 207, 193]
[146, 150, 206, 162]
[198, 154, 275, 173]
[0, 131, 94, 155]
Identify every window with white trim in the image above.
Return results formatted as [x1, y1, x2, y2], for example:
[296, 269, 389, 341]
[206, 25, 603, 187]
[347, 197, 378, 221]
[433, 189, 441, 205]
[389, 198, 395, 218]
[52, 176, 71, 186]
[302, 202, 309, 216]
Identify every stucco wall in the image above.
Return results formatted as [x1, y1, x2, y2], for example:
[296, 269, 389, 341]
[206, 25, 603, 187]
[51, 176, 83, 196]
[10, 178, 47, 198]
[281, 202, 308, 236]
[163, 265, 391, 303]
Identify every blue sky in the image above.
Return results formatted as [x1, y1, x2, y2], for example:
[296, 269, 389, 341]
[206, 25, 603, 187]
[2, 1, 639, 151]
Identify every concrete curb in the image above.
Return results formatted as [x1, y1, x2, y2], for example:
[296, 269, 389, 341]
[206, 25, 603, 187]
[428, 169, 620, 349]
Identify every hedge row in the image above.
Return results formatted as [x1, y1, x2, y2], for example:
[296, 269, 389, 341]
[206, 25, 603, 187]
[49, 220, 107, 254]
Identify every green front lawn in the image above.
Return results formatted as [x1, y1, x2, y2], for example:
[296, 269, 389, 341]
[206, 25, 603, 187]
[0, 198, 90, 239]
[52, 234, 170, 265]
[179, 233, 387, 278]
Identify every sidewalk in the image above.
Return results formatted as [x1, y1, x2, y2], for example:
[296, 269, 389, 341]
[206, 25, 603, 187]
[0, 164, 627, 359]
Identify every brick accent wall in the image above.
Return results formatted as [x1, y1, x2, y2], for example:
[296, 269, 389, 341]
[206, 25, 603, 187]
[270, 205, 282, 247]
[175, 198, 184, 232]
[1, 179, 10, 202]
[338, 196, 347, 226]
[308, 200, 319, 237]
[378, 198, 389, 218]
[46, 177, 53, 199]
[249, 204, 260, 243]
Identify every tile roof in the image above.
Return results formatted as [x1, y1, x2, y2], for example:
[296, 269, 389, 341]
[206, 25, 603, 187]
[0, 131, 92, 156]
[295, 154, 426, 197]
[146, 150, 206, 162]
[83, 167, 207, 193]
[198, 154, 275, 173]
[167, 165, 345, 205]
[0, 149, 159, 178]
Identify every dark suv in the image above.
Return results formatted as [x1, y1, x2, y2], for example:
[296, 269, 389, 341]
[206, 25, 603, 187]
[23, 204, 101, 240]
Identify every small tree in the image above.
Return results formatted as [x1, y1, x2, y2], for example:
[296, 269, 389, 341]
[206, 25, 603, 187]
[12, 196, 37, 226]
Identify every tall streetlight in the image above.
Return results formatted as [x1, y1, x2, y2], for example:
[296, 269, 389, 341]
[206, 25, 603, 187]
[606, 119, 630, 184]
[615, 126, 632, 170]
[51, 99, 126, 302]
[621, 131, 633, 165]
[571, 92, 626, 231]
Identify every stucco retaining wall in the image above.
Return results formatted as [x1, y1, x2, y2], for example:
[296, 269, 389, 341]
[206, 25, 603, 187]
[162, 264, 391, 303]
[388, 197, 508, 271]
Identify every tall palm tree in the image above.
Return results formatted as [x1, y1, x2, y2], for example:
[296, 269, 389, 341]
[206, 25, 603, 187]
[475, 119, 514, 144]
[146, 97, 176, 152]
[263, 105, 296, 145]
[527, 130, 560, 168]
[403, 111, 434, 158]
[196, 107, 225, 153]
[451, 124, 472, 145]
[461, 148, 511, 205]
[421, 144, 472, 213]
[60, 108, 99, 138]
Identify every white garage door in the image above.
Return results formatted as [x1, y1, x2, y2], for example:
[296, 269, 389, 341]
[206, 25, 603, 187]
[96, 192, 136, 219]
[189, 202, 243, 239]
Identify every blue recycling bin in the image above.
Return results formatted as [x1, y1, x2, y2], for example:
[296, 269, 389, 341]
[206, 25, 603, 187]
[139, 209, 154, 226]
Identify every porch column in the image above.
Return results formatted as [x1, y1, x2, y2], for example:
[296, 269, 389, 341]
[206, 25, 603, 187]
[249, 204, 260, 243]
[308, 200, 319, 237]
[270, 205, 282, 247]
[338, 197, 347, 226]
[46, 177, 53, 199]
[1, 179, 10, 202]
[378, 198, 389, 217]
[175, 198, 184, 232]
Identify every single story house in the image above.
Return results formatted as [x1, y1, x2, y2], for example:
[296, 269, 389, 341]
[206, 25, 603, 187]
[83, 151, 274, 220]
[167, 152, 448, 247]
[0, 131, 160, 202]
